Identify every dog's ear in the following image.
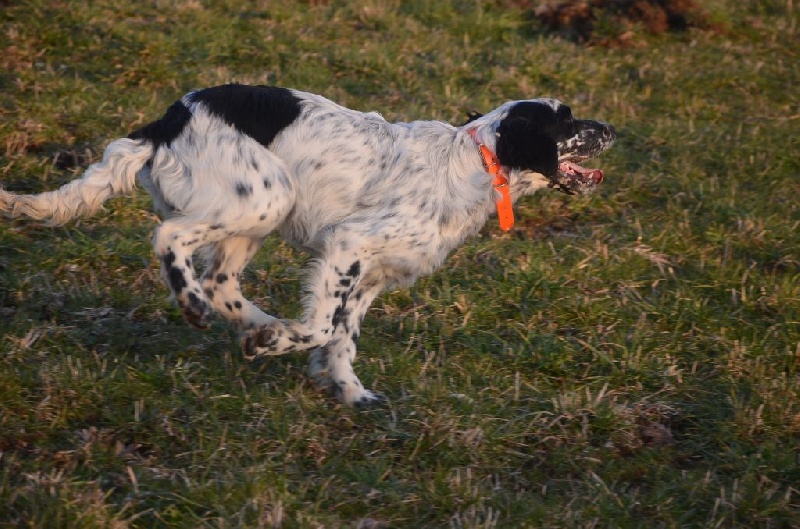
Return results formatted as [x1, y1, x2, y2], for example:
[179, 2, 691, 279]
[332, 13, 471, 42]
[495, 117, 559, 176]
[461, 110, 484, 126]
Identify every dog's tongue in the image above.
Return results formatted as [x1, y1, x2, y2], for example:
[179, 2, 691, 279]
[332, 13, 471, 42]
[561, 161, 604, 184]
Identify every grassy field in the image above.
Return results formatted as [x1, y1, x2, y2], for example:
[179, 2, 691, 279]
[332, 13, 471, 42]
[1, 0, 798, 526]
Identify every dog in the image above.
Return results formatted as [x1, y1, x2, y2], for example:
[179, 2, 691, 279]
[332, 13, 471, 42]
[0, 84, 616, 406]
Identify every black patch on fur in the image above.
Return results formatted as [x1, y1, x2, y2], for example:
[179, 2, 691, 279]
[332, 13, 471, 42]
[161, 251, 187, 294]
[332, 303, 351, 332]
[235, 182, 253, 197]
[346, 261, 361, 278]
[188, 84, 302, 149]
[216, 273, 228, 284]
[168, 267, 187, 294]
[187, 291, 201, 308]
[163, 251, 175, 268]
[495, 102, 573, 176]
[288, 332, 313, 344]
[129, 101, 193, 152]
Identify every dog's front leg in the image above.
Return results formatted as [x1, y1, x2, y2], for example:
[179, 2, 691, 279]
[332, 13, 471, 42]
[240, 243, 369, 359]
[307, 275, 385, 406]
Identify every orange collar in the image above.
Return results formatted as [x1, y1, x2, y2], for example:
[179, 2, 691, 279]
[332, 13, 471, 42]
[467, 129, 514, 231]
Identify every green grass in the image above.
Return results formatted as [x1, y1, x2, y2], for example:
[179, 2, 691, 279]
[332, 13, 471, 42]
[1, 0, 799, 526]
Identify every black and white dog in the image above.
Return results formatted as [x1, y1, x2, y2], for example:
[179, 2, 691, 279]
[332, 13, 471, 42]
[1, 84, 616, 405]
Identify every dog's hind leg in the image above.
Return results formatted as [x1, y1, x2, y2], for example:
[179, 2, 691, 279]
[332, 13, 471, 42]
[151, 142, 295, 329]
[201, 236, 277, 330]
[152, 219, 223, 328]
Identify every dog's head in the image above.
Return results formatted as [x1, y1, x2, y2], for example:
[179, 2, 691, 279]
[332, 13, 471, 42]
[476, 99, 616, 195]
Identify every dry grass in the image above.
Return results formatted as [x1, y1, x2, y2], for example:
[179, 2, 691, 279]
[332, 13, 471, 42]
[1, 0, 798, 526]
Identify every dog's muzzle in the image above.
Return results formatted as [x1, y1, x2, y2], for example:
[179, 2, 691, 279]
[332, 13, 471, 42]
[551, 122, 616, 195]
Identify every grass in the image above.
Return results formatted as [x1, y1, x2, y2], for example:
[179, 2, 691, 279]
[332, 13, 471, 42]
[1, 0, 798, 526]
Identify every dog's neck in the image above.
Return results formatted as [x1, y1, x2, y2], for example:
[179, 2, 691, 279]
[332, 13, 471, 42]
[466, 128, 514, 232]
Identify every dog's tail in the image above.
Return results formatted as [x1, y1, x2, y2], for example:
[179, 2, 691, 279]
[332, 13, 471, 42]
[0, 138, 153, 226]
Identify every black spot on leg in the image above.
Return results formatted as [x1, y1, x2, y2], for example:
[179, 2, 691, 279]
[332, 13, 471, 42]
[346, 261, 361, 278]
[185, 258, 192, 268]
[250, 157, 259, 172]
[234, 300, 242, 309]
[259, 213, 267, 221]
[169, 268, 187, 293]
[163, 251, 188, 293]
[187, 291, 202, 309]
[263, 179, 272, 190]
[332, 305, 344, 328]
[338, 278, 351, 287]
[216, 273, 228, 284]
[351, 330, 360, 343]
[225, 302, 233, 312]
[331, 301, 351, 334]
[288, 332, 313, 344]
[204, 288, 215, 300]
[163, 250, 176, 268]
[211, 223, 224, 230]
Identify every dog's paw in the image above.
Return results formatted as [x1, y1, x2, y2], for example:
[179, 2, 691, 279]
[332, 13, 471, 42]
[307, 347, 331, 384]
[182, 294, 212, 329]
[334, 382, 387, 408]
[352, 390, 388, 409]
[241, 321, 295, 358]
[241, 325, 277, 358]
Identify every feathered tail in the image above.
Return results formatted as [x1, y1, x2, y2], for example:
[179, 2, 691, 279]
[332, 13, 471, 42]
[0, 138, 153, 226]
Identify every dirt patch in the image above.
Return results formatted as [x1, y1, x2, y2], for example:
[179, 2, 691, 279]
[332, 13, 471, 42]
[52, 147, 95, 171]
[531, 0, 721, 46]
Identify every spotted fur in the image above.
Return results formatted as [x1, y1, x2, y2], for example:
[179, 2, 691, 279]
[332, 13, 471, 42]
[0, 84, 616, 406]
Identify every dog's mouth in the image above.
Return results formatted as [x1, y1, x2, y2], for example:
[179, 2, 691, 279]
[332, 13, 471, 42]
[549, 159, 605, 195]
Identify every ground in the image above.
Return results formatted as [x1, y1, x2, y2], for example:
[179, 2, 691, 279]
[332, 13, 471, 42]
[0, 1, 798, 527]
[532, 0, 722, 46]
